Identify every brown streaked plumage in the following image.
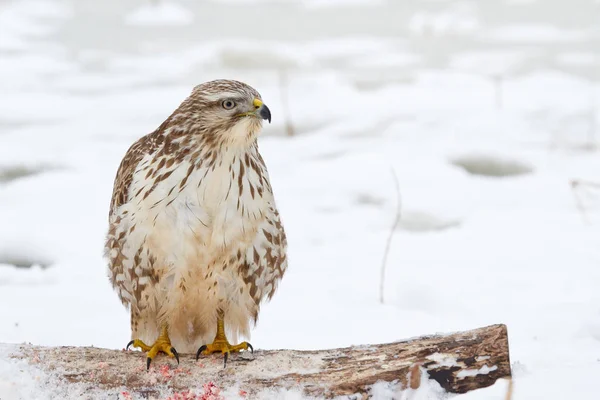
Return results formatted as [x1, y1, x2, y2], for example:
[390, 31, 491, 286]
[104, 80, 287, 358]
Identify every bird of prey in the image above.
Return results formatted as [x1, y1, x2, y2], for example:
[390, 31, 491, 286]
[104, 80, 288, 369]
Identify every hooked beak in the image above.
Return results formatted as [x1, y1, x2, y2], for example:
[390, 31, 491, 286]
[253, 98, 271, 124]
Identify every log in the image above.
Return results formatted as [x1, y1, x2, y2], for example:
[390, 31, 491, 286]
[7, 324, 510, 399]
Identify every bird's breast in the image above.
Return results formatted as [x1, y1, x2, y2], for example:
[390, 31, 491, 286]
[130, 149, 270, 261]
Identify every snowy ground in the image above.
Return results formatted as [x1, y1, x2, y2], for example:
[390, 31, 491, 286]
[1, 0, 600, 398]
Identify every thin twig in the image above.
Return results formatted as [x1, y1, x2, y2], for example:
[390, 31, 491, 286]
[279, 69, 295, 136]
[572, 179, 600, 190]
[588, 81, 597, 149]
[570, 179, 600, 224]
[408, 363, 422, 389]
[380, 167, 401, 304]
[504, 378, 514, 400]
[493, 74, 503, 110]
[571, 180, 590, 224]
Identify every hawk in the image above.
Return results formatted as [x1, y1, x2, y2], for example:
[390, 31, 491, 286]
[104, 80, 288, 369]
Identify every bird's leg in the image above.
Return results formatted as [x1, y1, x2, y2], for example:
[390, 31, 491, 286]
[126, 325, 179, 371]
[195, 311, 253, 368]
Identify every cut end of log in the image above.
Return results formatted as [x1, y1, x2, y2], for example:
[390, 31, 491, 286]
[4, 324, 511, 399]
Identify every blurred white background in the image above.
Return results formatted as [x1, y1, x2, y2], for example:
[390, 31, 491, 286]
[1, 0, 600, 398]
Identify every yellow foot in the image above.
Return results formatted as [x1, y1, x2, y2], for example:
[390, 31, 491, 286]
[126, 330, 179, 371]
[195, 340, 253, 368]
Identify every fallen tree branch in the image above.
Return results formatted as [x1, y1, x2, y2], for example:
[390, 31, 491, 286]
[8, 324, 510, 399]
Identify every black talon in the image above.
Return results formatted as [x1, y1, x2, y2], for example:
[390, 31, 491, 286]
[196, 345, 207, 361]
[223, 352, 228, 368]
[126, 340, 134, 350]
[146, 357, 152, 371]
[247, 343, 254, 354]
[171, 347, 179, 365]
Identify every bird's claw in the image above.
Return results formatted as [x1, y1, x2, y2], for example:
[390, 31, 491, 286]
[195, 345, 207, 361]
[171, 347, 180, 365]
[195, 341, 253, 368]
[126, 337, 179, 371]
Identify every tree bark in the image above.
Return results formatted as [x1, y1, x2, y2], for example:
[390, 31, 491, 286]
[9, 324, 510, 399]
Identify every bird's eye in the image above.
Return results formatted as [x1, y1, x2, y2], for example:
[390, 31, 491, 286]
[222, 100, 236, 110]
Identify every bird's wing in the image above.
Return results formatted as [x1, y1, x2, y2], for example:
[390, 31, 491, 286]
[106, 133, 164, 313]
[109, 134, 160, 218]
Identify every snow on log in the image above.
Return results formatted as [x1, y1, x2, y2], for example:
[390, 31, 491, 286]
[6, 324, 510, 399]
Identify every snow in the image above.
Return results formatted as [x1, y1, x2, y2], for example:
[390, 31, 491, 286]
[368, 369, 449, 400]
[124, 2, 194, 26]
[449, 153, 534, 177]
[456, 365, 498, 379]
[408, 3, 480, 36]
[1, 0, 600, 399]
[482, 25, 587, 43]
[426, 353, 460, 369]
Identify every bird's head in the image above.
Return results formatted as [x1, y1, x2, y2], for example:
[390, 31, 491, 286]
[183, 79, 271, 147]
